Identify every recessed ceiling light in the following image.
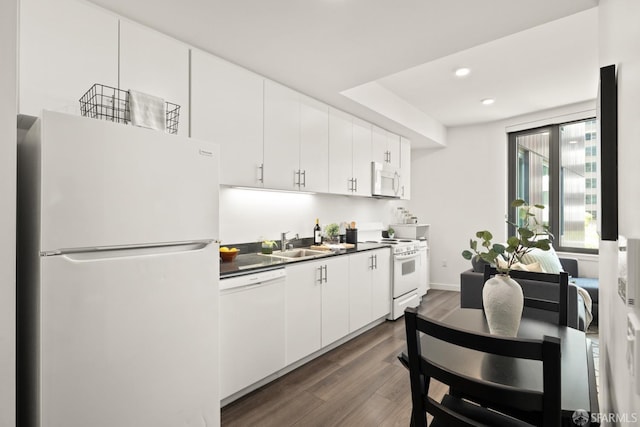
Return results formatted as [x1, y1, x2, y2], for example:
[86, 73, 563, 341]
[454, 67, 470, 77]
[481, 98, 495, 106]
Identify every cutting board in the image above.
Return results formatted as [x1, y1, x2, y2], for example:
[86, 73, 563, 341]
[310, 243, 355, 251]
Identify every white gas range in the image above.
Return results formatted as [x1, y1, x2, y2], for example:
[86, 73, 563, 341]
[369, 238, 429, 320]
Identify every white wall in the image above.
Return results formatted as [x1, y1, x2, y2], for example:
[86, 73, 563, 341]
[0, 0, 17, 426]
[219, 187, 408, 244]
[598, 0, 640, 421]
[410, 100, 596, 289]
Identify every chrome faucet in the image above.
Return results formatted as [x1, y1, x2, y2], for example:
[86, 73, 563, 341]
[281, 232, 299, 250]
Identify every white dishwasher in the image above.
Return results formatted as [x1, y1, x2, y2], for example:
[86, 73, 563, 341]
[219, 268, 286, 400]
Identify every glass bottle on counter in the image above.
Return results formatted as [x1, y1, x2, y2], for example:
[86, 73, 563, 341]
[313, 218, 322, 245]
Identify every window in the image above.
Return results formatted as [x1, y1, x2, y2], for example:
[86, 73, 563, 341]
[508, 118, 598, 252]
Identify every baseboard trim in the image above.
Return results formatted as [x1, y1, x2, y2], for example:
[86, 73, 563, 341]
[429, 283, 460, 292]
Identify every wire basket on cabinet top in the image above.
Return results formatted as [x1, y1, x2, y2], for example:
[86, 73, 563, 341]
[79, 83, 180, 134]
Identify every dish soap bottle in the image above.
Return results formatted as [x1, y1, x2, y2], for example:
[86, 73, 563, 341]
[313, 218, 322, 245]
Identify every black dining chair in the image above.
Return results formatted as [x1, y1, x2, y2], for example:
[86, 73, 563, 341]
[483, 264, 569, 327]
[403, 307, 562, 427]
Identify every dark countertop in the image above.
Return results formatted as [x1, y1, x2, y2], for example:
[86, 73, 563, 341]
[220, 242, 390, 278]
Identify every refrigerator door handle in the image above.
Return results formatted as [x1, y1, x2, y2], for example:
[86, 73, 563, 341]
[50, 241, 215, 262]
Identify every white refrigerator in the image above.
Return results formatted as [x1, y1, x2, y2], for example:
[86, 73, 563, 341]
[17, 111, 220, 427]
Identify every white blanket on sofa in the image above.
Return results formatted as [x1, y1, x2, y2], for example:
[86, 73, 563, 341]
[575, 285, 593, 330]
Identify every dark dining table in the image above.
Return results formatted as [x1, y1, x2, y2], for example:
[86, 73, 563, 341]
[418, 308, 600, 426]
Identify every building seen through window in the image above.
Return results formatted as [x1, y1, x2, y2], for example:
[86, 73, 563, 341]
[508, 118, 598, 252]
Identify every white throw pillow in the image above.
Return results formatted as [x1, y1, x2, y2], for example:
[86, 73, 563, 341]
[511, 261, 543, 272]
[520, 247, 564, 274]
[496, 257, 543, 272]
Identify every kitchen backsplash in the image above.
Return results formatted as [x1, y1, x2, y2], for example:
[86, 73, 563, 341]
[219, 187, 407, 244]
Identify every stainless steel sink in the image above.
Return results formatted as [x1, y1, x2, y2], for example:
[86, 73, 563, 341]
[261, 248, 331, 260]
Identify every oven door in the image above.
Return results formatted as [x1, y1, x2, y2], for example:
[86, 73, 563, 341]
[393, 252, 420, 297]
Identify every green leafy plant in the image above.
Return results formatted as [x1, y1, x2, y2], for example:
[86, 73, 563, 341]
[324, 223, 340, 239]
[461, 199, 552, 273]
[388, 227, 395, 236]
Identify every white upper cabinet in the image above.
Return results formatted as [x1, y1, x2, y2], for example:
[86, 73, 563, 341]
[328, 108, 354, 195]
[386, 131, 401, 168]
[329, 110, 372, 197]
[299, 94, 329, 193]
[263, 81, 300, 190]
[372, 125, 400, 168]
[264, 82, 329, 192]
[119, 20, 190, 136]
[19, 0, 118, 116]
[191, 50, 264, 187]
[400, 137, 411, 200]
[352, 117, 373, 197]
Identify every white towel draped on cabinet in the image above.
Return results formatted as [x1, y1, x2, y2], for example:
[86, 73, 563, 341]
[128, 90, 166, 132]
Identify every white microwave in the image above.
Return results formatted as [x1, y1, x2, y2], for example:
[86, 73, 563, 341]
[371, 162, 401, 198]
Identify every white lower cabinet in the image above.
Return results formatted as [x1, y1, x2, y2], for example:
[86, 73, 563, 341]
[284, 262, 322, 365]
[371, 249, 392, 319]
[320, 257, 350, 346]
[285, 256, 349, 364]
[349, 249, 391, 332]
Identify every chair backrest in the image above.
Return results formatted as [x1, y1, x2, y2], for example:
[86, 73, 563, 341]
[404, 307, 561, 427]
[483, 264, 569, 327]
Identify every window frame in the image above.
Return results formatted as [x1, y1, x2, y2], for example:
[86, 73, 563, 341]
[508, 119, 598, 255]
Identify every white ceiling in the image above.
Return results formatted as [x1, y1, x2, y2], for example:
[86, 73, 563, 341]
[88, 0, 600, 148]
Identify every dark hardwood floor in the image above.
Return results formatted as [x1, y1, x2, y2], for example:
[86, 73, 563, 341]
[221, 290, 460, 427]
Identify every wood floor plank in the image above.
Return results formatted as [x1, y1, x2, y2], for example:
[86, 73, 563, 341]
[307, 333, 408, 402]
[221, 390, 323, 427]
[221, 290, 457, 426]
[338, 393, 398, 426]
[293, 362, 399, 426]
[375, 365, 410, 403]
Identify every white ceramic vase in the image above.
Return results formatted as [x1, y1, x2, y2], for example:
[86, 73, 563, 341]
[482, 274, 524, 337]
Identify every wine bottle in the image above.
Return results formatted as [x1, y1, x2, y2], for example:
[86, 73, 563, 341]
[314, 218, 322, 245]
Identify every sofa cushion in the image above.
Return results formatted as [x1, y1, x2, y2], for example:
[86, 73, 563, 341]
[520, 247, 564, 274]
[496, 258, 543, 272]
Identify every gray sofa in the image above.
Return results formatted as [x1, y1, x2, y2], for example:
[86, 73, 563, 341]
[460, 258, 597, 331]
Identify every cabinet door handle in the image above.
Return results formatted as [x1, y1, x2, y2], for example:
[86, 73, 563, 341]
[294, 170, 300, 187]
[301, 170, 306, 188]
[354, 178, 358, 193]
[323, 265, 328, 283]
[258, 163, 264, 183]
[369, 255, 374, 270]
[317, 266, 324, 284]
[374, 254, 378, 269]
